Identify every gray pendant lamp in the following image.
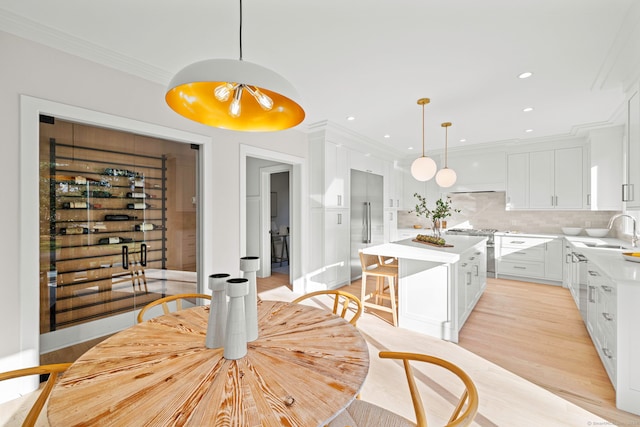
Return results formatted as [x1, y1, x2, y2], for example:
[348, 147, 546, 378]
[165, 0, 305, 132]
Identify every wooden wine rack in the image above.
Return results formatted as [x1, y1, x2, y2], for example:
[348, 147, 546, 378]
[46, 138, 168, 331]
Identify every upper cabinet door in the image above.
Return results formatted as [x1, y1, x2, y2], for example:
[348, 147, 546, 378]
[554, 147, 584, 209]
[506, 152, 529, 210]
[626, 91, 640, 209]
[529, 150, 555, 209]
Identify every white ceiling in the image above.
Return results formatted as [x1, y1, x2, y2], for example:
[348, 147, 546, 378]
[2, 0, 640, 158]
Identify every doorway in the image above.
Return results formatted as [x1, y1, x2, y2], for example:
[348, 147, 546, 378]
[240, 145, 307, 293]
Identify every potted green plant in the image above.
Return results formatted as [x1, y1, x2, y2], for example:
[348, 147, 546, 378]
[409, 193, 460, 241]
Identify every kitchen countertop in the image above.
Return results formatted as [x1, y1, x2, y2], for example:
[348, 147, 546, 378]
[364, 235, 487, 263]
[496, 231, 639, 284]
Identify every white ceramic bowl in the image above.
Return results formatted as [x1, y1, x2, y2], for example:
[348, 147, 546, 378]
[561, 227, 582, 236]
[585, 228, 609, 237]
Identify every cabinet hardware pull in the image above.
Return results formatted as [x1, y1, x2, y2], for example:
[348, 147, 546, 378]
[337, 195, 342, 206]
[602, 312, 614, 321]
[587, 194, 591, 206]
[588, 270, 599, 276]
[389, 198, 393, 207]
[513, 266, 526, 269]
[588, 286, 596, 303]
[551, 196, 554, 206]
[473, 265, 479, 276]
[122, 245, 129, 269]
[555, 195, 558, 206]
[602, 347, 613, 359]
[565, 253, 572, 264]
[141, 243, 147, 267]
[466, 271, 472, 285]
[510, 240, 525, 244]
[337, 213, 342, 225]
[622, 183, 634, 202]
[601, 285, 613, 293]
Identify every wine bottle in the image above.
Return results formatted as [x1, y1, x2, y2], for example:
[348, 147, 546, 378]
[133, 178, 144, 188]
[63, 201, 90, 209]
[126, 192, 148, 199]
[127, 203, 151, 209]
[60, 227, 89, 235]
[98, 237, 134, 244]
[104, 214, 134, 221]
[135, 223, 155, 231]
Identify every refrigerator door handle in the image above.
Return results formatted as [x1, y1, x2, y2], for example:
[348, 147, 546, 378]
[368, 202, 372, 243]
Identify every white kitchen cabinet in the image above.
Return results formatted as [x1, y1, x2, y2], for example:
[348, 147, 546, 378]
[544, 238, 563, 281]
[457, 243, 487, 328]
[350, 150, 384, 176]
[587, 127, 623, 211]
[507, 147, 584, 210]
[323, 142, 348, 208]
[496, 234, 562, 284]
[323, 209, 351, 288]
[529, 147, 583, 209]
[446, 150, 506, 193]
[625, 89, 640, 208]
[506, 153, 529, 209]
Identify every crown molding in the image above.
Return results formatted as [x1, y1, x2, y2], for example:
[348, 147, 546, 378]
[0, 9, 172, 84]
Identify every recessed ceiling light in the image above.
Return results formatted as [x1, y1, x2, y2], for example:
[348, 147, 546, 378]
[384, 134, 390, 139]
[523, 107, 534, 112]
[408, 146, 414, 150]
[525, 129, 533, 133]
[459, 138, 467, 143]
[346, 116, 355, 121]
[518, 72, 533, 79]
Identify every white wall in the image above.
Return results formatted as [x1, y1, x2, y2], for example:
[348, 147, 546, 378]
[0, 31, 308, 374]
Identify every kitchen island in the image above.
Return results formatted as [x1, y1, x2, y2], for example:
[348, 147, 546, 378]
[363, 235, 487, 343]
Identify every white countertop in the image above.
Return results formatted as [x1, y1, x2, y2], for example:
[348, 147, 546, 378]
[364, 235, 487, 264]
[564, 236, 640, 285]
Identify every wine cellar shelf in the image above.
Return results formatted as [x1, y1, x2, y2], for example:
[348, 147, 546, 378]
[46, 138, 168, 331]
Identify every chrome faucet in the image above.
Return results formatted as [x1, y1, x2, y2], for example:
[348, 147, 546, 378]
[607, 214, 639, 247]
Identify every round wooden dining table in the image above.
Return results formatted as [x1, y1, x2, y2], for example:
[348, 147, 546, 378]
[47, 299, 370, 426]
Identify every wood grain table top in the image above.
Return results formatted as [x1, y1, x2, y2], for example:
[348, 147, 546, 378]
[47, 300, 370, 426]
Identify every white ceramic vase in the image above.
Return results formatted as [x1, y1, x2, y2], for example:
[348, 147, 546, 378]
[205, 273, 229, 349]
[239, 256, 260, 342]
[223, 278, 249, 360]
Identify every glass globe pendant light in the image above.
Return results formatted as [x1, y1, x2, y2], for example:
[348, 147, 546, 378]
[435, 122, 457, 187]
[165, 0, 305, 132]
[410, 98, 437, 181]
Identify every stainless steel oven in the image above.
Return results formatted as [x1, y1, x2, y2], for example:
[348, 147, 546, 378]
[446, 228, 497, 278]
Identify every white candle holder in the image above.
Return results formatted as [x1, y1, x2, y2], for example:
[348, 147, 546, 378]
[205, 273, 229, 349]
[239, 256, 260, 342]
[223, 278, 249, 360]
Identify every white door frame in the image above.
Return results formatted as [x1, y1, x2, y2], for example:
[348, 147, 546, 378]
[19, 95, 213, 358]
[239, 145, 307, 294]
[260, 165, 292, 277]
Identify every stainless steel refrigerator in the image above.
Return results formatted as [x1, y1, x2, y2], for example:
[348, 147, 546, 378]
[350, 169, 384, 280]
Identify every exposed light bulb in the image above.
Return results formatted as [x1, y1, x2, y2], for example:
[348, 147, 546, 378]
[247, 86, 273, 111]
[229, 85, 244, 118]
[411, 156, 437, 181]
[435, 167, 457, 187]
[214, 82, 235, 102]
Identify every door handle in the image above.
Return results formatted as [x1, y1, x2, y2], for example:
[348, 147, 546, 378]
[122, 245, 129, 269]
[367, 202, 372, 243]
[140, 243, 147, 267]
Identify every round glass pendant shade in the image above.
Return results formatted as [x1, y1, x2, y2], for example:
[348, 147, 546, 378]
[411, 156, 437, 181]
[435, 167, 457, 187]
[166, 59, 305, 132]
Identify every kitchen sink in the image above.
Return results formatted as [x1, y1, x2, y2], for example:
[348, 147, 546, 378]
[583, 243, 630, 250]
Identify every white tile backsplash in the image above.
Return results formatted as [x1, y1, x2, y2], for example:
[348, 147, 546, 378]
[398, 191, 620, 235]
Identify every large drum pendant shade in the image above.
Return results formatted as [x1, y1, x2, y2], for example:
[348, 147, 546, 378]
[166, 59, 305, 132]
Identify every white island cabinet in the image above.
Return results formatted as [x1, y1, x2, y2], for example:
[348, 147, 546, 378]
[362, 235, 487, 343]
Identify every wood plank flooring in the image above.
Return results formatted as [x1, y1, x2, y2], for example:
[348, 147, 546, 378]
[339, 275, 640, 425]
[40, 273, 640, 425]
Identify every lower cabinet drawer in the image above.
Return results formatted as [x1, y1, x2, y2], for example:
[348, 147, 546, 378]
[498, 260, 545, 278]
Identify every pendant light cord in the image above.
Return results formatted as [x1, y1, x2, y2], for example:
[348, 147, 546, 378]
[421, 103, 425, 157]
[239, 0, 243, 61]
[444, 125, 448, 167]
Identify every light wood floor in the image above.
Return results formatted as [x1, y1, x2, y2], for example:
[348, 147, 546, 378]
[40, 273, 640, 425]
[338, 275, 640, 426]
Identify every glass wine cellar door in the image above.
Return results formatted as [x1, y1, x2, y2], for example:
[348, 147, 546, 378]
[39, 118, 199, 339]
